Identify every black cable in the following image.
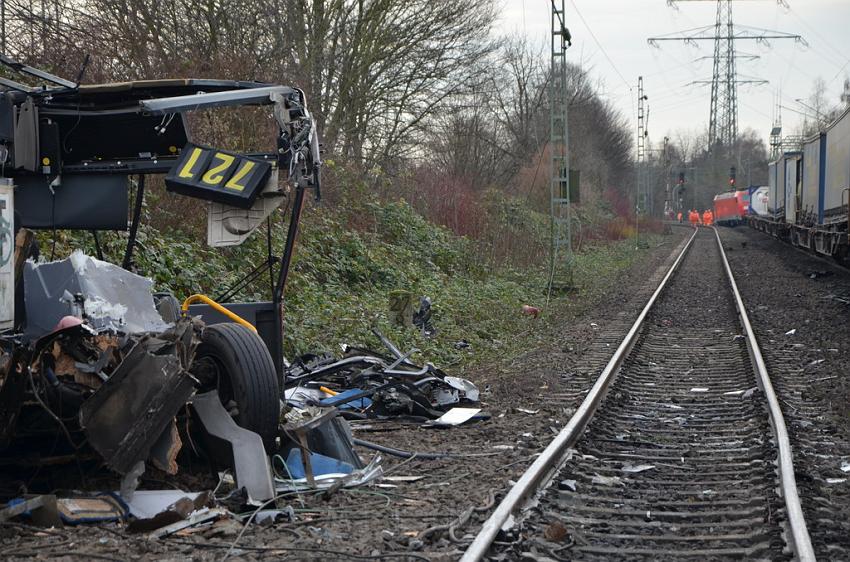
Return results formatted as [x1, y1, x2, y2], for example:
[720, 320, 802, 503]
[26, 367, 83, 451]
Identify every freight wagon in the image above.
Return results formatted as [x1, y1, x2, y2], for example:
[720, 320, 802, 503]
[749, 106, 850, 260]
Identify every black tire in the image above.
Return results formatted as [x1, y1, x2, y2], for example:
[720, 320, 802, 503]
[194, 323, 279, 450]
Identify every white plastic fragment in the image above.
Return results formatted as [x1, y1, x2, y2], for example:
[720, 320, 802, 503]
[690, 387, 709, 393]
[121, 490, 202, 519]
[384, 476, 426, 482]
[826, 478, 847, 484]
[443, 376, 480, 401]
[841, 460, 850, 473]
[785, 329, 796, 336]
[560, 479, 577, 492]
[621, 464, 655, 473]
[429, 407, 481, 426]
[591, 474, 625, 487]
[516, 408, 539, 415]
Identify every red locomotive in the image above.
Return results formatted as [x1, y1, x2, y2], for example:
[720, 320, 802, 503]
[713, 190, 749, 226]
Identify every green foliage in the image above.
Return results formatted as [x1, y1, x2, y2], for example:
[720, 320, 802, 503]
[36, 196, 661, 375]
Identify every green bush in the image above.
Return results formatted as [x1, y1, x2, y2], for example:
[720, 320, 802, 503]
[35, 193, 662, 375]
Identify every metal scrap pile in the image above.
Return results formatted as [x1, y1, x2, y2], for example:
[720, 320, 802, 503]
[23, 315, 200, 475]
[0, 251, 383, 535]
[283, 330, 481, 422]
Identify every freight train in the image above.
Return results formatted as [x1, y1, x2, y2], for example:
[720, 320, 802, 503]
[748, 106, 850, 261]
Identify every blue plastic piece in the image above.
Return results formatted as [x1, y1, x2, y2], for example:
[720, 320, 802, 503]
[319, 388, 372, 410]
[284, 449, 355, 479]
[6, 498, 28, 516]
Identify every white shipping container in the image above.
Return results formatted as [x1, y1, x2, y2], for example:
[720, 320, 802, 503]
[784, 154, 801, 224]
[767, 159, 785, 217]
[750, 186, 769, 216]
[801, 133, 822, 220]
[824, 106, 850, 216]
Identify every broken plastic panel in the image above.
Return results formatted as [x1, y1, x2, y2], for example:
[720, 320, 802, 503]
[192, 390, 275, 504]
[207, 168, 285, 247]
[23, 250, 170, 340]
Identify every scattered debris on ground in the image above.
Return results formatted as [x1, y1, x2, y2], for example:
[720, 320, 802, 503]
[0, 227, 685, 560]
[284, 329, 482, 423]
[1, 253, 486, 552]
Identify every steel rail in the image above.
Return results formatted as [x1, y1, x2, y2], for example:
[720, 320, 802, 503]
[460, 227, 699, 562]
[713, 227, 816, 561]
[461, 226, 815, 561]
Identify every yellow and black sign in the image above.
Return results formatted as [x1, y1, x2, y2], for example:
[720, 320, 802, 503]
[165, 143, 272, 209]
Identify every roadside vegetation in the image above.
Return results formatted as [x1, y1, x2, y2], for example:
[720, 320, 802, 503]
[18, 0, 665, 372]
[47, 178, 664, 374]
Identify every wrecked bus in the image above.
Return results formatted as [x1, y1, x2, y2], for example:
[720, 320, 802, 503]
[0, 55, 320, 489]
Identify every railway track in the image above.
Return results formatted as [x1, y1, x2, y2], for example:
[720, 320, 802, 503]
[462, 227, 815, 561]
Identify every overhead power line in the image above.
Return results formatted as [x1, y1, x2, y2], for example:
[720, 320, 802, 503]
[647, 0, 805, 150]
[566, 0, 631, 92]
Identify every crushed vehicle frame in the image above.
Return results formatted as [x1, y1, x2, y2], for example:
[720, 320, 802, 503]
[0, 54, 321, 479]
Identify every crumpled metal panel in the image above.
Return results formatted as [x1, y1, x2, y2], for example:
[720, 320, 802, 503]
[192, 390, 275, 504]
[23, 250, 170, 340]
[79, 319, 199, 474]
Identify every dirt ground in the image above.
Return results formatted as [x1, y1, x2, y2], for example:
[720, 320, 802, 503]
[717, 226, 850, 559]
[1, 229, 693, 562]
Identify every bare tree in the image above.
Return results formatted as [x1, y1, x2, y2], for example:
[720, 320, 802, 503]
[4, 0, 498, 171]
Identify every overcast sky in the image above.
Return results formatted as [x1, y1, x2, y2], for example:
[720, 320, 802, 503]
[498, 0, 850, 148]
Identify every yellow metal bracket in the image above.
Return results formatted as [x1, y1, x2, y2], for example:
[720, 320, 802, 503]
[181, 294, 257, 333]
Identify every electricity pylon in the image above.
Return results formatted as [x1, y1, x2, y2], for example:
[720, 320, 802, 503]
[633, 77, 649, 247]
[548, 0, 573, 293]
[648, 0, 805, 151]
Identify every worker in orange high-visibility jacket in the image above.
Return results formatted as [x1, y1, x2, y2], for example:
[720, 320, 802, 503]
[702, 209, 713, 226]
[688, 209, 698, 226]
[677, 211, 683, 223]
